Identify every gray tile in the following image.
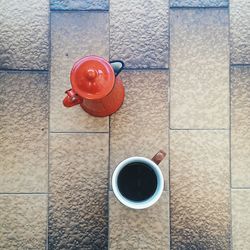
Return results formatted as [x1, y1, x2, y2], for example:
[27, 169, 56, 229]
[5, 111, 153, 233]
[232, 189, 250, 250]
[110, 71, 169, 189]
[170, 9, 229, 129]
[170, 0, 228, 7]
[231, 67, 250, 188]
[0, 72, 48, 192]
[51, 0, 108, 10]
[50, 12, 109, 132]
[170, 130, 230, 249]
[110, 0, 169, 69]
[230, 0, 250, 64]
[49, 133, 109, 249]
[0, 0, 49, 70]
[0, 195, 47, 249]
[109, 191, 169, 249]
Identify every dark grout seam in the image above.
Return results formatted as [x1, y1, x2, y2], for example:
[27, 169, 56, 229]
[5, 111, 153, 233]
[231, 187, 250, 190]
[170, 128, 229, 131]
[0, 193, 48, 195]
[170, 6, 228, 9]
[231, 64, 250, 67]
[0, 69, 48, 73]
[50, 131, 109, 134]
[50, 9, 109, 12]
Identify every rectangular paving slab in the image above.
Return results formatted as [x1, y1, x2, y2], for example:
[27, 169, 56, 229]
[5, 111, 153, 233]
[230, 0, 250, 64]
[170, 130, 230, 249]
[0, 72, 48, 193]
[0, 195, 47, 249]
[50, 12, 109, 132]
[0, 0, 49, 70]
[109, 191, 169, 249]
[110, 71, 169, 190]
[110, 0, 169, 69]
[231, 66, 250, 188]
[48, 133, 109, 249]
[170, 9, 229, 129]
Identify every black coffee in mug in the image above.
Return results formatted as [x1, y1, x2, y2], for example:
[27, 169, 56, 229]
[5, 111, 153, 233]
[117, 162, 157, 202]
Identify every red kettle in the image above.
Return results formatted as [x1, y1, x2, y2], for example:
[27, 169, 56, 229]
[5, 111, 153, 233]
[63, 56, 125, 117]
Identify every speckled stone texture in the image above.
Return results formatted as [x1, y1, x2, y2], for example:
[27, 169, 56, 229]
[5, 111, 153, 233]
[49, 133, 108, 249]
[170, 0, 228, 7]
[0, 72, 48, 192]
[110, 0, 169, 69]
[50, 12, 109, 132]
[0, 195, 47, 249]
[170, 9, 229, 129]
[231, 67, 250, 188]
[0, 0, 49, 70]
[109, 191, 169, 249]
[51, 0, 108, 10]
[232, 190, 250, 250]
[170, 130, 230, 249]
[230, 0, 250, 64]
[110, 71, 169, 189]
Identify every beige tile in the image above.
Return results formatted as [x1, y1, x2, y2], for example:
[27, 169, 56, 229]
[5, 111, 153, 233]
[109, 191, 169, 249]
[231, 67, 250, 188]
[232, 189, 250, 250]
[0, 72, 48, 192]
[110, 0, 169, 68]
[170, 0, 228, 7]
[110, 71, 169, 189]
[230, 0, 250, 64]
[0, 0, 49, 70]
[49, 133, 108, 249]
[0, 195, 47, 249]
[170, 130, 230, 249]
[50, 12, 109, 132]
[51, 0, 108, 10]
[170, 9, 229, 129]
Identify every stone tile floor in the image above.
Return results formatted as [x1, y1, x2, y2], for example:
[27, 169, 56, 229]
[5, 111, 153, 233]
[0, 0, 249, 249]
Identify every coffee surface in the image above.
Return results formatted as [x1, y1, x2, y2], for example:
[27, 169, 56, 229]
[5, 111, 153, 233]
[117, 162, 157, 202]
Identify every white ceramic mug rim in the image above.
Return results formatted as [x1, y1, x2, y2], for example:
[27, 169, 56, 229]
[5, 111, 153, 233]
[112, 156, 164, 209]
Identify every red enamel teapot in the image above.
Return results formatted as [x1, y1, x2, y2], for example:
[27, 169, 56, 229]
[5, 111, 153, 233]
[63, 56, 125, 117]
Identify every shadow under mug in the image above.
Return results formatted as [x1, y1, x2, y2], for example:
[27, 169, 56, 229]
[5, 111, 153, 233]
[112, 150, 166, 209]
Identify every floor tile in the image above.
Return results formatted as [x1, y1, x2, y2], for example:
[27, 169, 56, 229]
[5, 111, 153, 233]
[170, 9, 229, 129]
[110, 71, 169, 189]
[0, 72, 48, 192]
[50, 12, 109, 132]
[0, 195, 47, 249]
[49, 133, 108, 249]
[110, 0, 169, 69]
[170, 130, 230, 249]
[231, 67, 250, 188]
[0, 0, 49, 70]
[170, 0, 228, 7]
[51, 0, 108, 10]
[232, 189, 250, 250]
[230, 0, 250, 64]
[109, 191, 169, 249]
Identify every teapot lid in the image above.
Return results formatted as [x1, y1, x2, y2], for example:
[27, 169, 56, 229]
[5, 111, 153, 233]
[70, 56, 115, 100]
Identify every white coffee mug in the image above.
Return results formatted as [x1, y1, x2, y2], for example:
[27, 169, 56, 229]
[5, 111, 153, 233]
[112, 150, 166, 209]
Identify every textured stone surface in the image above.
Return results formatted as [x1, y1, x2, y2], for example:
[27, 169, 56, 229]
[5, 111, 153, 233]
[230, 0, 250, 64]
[110, 71, 169, 189]
[231, 67, 250, 187]
[0, 0, 49, 70]
[232, 189, 250, 250]
[170, 130, 230, 249]
[109, 191, 169, 249]
[170, 0, 228, 7]
[50, 12, 109, 132]
[51, 0, 108, 10]
[170, 9, 229, 129]
[0, 195, 47, 249]
[49, 133, 109, 249]
[0, 72, 48, 192]
[110, 0, 169, 69]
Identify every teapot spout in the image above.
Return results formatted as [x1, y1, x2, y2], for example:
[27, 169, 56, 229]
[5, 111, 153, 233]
[110, 60, 125, 76]
[63, 89, 83, 107]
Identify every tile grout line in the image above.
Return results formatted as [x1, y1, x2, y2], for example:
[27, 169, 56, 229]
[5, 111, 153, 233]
[0, 69, 48, 73]
[231, 64, 250, 67]
[50, 9, 109, 12]
[170, 128, 229, 131]
[50, 131, 109, 134]
[0, 193, 48, 195]
[170, 6, 228, 9]
[231, 187, 250, 190]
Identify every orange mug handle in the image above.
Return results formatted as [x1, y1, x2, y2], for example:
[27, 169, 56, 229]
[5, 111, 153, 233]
[151, 150, 166, 165]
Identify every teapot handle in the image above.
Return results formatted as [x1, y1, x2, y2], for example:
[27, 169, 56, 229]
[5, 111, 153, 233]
[109, 60, 125, 76]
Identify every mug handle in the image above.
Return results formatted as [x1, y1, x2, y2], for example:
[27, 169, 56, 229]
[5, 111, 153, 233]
[151, 150, 166, 165]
